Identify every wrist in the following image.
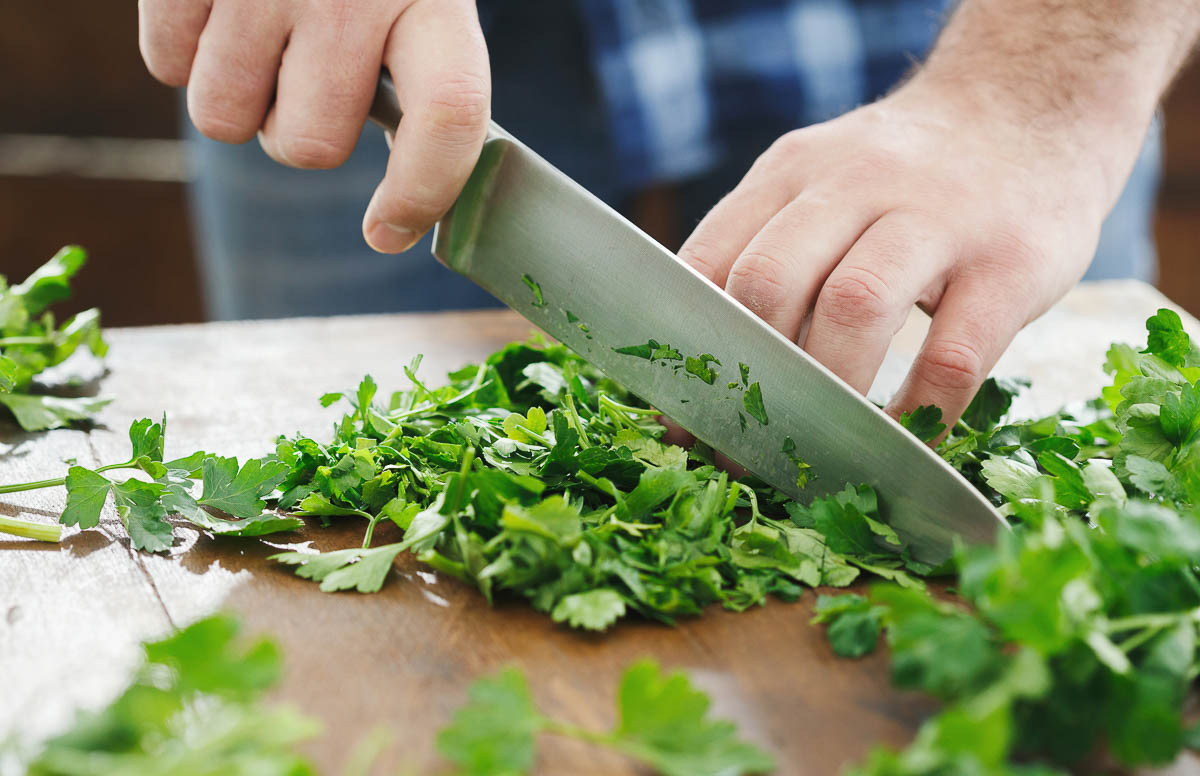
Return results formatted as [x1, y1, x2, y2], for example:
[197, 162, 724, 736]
[892, 0, 1200, 213]
[889, 69, 1152, 215]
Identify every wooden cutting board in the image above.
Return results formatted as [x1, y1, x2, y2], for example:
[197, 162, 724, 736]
[1, 281, 1197, 776]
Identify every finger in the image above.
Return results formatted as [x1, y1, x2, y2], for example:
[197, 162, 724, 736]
[677, 137, 807, 286]
[138, 0, 212, 86]
[803, 212, 956, 394]
[660, 418, 693, 448]
[722, 192, 877, 341]
[884, 273, 1029, 427]
[186, 0, 288, 143]
[659, 419, 746, 477]
[363, 0, 491, 253]
[258, 8, 388, 169]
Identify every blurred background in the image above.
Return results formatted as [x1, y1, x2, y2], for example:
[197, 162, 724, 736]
[2, 3, 1199, 328]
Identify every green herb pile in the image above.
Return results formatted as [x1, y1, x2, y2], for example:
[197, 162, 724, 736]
[264, 342, 923, 627]
[817, 308, 1200, 774]
[0, 247, 109, 431]
[4, 614, 771, 776]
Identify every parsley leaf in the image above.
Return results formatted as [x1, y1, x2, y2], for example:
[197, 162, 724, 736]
[128, 416, 166, 462]
[0, 355, 16, 393]
[60, 466, 112, 528]
[743, 382, 768, 425]
[684, 353, 720, 384]
[812, 594, 883, 658]
[270, 544, 407, 593]
[0, 393, 111, 432]
[1142, 308, 1191, 366]
[611, 660, 776, 776]
[551, 588, 627, 630]
[437, 667, 542, 776]
[899, 404, 945, 443]
[521, 273, 546, 308]
[198, 457, 289, 518]
[112, 479, 173, 552]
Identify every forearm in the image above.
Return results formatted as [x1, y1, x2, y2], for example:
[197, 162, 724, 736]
[912, 0, 1200, 203]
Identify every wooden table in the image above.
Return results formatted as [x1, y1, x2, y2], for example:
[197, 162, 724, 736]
[2, 281, 1198, 775]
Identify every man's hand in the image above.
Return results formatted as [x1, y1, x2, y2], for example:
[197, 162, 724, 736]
[138, 0, 490, 254]
[680, 83, 1108, 430]
[681, 0, 1200, 428]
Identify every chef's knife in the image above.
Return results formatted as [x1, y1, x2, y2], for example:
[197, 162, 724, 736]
[369, 74, 1008, 562]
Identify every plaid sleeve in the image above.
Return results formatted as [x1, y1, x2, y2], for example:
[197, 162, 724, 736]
[575, 0, 952, 189]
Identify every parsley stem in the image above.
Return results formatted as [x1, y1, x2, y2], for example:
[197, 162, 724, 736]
[511, 421, 551, 446]
[598, 395, 660, 417]
[542, 719, 613, 746]
[444, 447, 476, 512]
[362, 511, 386, 549]
[0, 514, 62, 542]
[0, 477, 66, 494]
[0, 460, 132, 494]
[562, 390, 592, 449]
[0, 336, 53, 347]
[1115, 624, 1164, 654]
[1106, 608, 1200, 633]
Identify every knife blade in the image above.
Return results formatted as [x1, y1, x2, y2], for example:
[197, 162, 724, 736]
[369, 74, 1008, 562]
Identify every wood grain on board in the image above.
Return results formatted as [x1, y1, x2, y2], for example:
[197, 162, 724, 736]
[2, 288, 1199, 775]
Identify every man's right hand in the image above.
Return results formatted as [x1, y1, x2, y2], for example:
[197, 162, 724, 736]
[138, 0, 491, 253]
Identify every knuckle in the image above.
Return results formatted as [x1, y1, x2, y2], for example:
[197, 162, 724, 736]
[275, 133, 351, 169]
[373, 184, 444, 228]
[422, 75, 491, 141]
[727, 250, 791, 314]
[985, 223, 1044, 269]
[139, 32, 190, 86]
[677, 234, 723, 280]
[753, 132, 807, 179]
[189, 106, 256, 143]
[816, 267, 893, 329]
[144, 57, 190, 88]
[918, 338, 987, 393]
[765, 129, 806, 160]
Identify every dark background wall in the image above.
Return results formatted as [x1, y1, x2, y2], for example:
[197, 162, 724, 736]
[1, 3, 199, 326]
[2, 3, 1199, 328]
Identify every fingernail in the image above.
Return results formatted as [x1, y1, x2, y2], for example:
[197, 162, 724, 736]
[257, 130, 290, 165]
[365, 221, 419, 253]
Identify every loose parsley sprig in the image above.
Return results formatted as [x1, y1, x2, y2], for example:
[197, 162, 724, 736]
[438, 661, 774, 776]
[0, 247, 110, 431]
[10, 615, 320, 776]
[0, 417, 301, 549]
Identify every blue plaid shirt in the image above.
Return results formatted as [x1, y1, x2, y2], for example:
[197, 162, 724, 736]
[572, 0, 952, 188]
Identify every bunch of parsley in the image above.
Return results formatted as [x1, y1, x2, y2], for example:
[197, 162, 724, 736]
[0, 247, 110, 431]
[818, 309, 1200, 773]
[5, 614, 772, 776]
[263, 342, 922, 628]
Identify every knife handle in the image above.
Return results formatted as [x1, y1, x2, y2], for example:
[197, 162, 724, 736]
[368, 71, 507, 142]
[368, 71, 404, 134]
